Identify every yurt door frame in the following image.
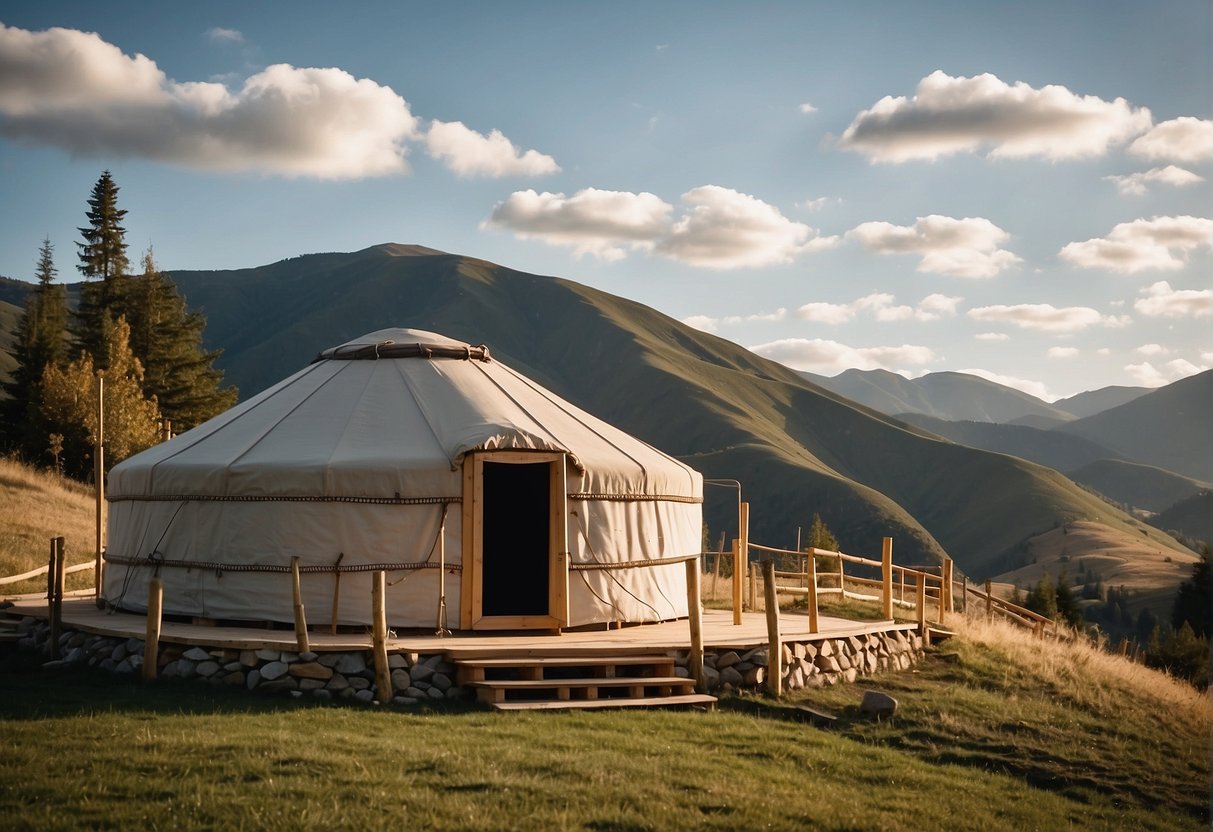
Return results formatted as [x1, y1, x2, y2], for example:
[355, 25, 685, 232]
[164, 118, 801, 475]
[460, 451, 569, 630]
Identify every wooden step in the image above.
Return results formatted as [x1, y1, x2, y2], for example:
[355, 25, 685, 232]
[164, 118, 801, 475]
[489, 693, 717, 712]
[454, 654, 675, 684]
[467, 676, 694, 704]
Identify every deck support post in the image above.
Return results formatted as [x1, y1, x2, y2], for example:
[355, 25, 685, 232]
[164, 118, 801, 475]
[806, 550, 819, 634]
[943, 558, 954, 615]
[741, 503, 752, 611]
[685, 558, 705, 694]
[371, 571, 392, 702]
[881, 537, 893, 620]
[49, 537, 65, 659]
[916, 575, 927, 638]
[291, 556, 309, 653]
[94, 373, 104, 604]
[985, 579, 993, 621]
[143, 577, 163, 681]
[762, 559, 782, 697]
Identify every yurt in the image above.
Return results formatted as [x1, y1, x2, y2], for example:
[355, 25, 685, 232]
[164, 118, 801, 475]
[103, 328, 703, 631]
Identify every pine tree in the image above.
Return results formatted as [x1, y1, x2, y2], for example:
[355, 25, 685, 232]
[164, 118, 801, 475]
[1, 238, 69, 459]
[124, 248, 237, 430]
[1024, 575, 1058, 619]
[1171, 548, 1212, 639]
[40, 316, 161, 478]
[75, 171, 131, 363]
[806, 513, 839, 552]
[1054, 570, 1083, 629]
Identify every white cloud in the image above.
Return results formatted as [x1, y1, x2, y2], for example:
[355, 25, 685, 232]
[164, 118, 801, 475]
[975, 332, 1010, 341]
[837, 70, 1151, 163]
[1047, 347, 1079, 359]
[795, 292, 960, 324]
[1059, 216, 1213, 273]
[1134, 280, 1213, 318]
[1124, 362, 1170, 387]
[483, 188, 672, 260]
[967, 303, 1123, 333]
[799, 102, 818, 114]
[798, 196, 831, 211]
[1129, 117, 1213, 163]
[1124, 358, 1208, 387]
[1135, 343, 1170, 356]
[1203, 351, 1213, 365]
[656, 186, 838, 269]
[847, 214, 1019, 278]
[1096, 348, 1111, 355]
[958, 368, 1055, 401]
[424, 119, 559, 178]
[0, 22, 556, 181]
[207, 27, 244, 44]
[681, 315, 717, 334]
[749, 338, 935, 375]
[489, 184, 837, 268]
[1104, 165, 1204, 196]
[682, 308, 788, 332]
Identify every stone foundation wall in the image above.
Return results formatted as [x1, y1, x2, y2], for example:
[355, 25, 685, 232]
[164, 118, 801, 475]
[11, 616, 923, 703]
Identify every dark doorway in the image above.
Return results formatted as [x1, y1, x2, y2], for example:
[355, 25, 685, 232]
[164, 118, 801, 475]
[481, 461, 550, 617]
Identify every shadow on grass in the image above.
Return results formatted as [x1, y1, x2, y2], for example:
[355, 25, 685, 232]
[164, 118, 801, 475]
[0, 648, 482, 720]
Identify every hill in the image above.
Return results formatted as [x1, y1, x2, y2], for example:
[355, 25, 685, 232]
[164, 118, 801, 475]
[1, 246, 1195, 583]
[1056, 370, 1213, 482]
[802, 368, 1075, 423]
[1149, 491, 1213, 549]
[1053, 384, 1149, 418]
[0, 300, 19, 392]
[1067, 459, 1213, 514]
[0, 457, 96, 593]
[894, 412, 1124, 472]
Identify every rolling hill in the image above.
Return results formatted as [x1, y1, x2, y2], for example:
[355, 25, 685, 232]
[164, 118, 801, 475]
[1066, 459, 1213, 514]
[1053, 384, 1149, 418]
[0, 245, 1195, 586]
[1056, 370, 1213, 482]
[1149, 491, 1213, 549]
[803, 368, 1076, 423]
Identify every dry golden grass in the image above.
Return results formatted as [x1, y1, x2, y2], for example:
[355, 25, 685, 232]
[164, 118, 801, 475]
[0, 456, 98, 593]
[990, 520, 1199, 615]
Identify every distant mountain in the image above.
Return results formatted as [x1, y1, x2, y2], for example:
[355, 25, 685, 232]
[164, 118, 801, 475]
[804, 368, 1076, 424]
[1149, 491, 1213, 549]
[1053, 385, 1149, 419]
[1067, 459, 1213, 514]
[0, 300, 19, 392]
[893, 413, 1125, 473]
[1, 245, 1194, 582]
[1056, 371, 1213, 482]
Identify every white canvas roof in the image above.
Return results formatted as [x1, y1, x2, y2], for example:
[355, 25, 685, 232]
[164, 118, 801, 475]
[104, 328, 703, 629]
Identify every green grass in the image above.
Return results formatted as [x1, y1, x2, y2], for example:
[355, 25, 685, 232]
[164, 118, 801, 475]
[1, 617, 1208, 831]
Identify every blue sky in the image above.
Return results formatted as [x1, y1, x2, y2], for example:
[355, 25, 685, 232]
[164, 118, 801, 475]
[1, 1, 1209, 400]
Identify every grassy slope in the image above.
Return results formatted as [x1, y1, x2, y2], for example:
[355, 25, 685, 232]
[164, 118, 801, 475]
[1150, 491, 1213, 549]
[0, 614, 1206, 830]
[0, 457, 97, 593]
[0, 299, 20, 391]
[1057, 370, 1213, 483]
[1068, 459, 1213, 514]
[159, 247, 1192, 578]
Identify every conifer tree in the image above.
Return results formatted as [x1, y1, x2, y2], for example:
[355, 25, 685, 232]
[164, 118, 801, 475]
[1054, 570, 1083, 629]
[75, 171, 130, 363]
[806, 513, 839, 552]
[40, 316, 161, 478]
[1171, 548, 1211, 639]
[1, 238, 69, 459]
[125, 248, 237, 430]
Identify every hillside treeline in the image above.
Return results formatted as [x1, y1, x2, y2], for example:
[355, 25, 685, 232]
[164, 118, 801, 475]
[1, 172, 236, 478]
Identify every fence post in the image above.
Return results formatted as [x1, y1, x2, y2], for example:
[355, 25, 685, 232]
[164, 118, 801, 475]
[806, 551, 819, 634]
[984, 579, 993, 621]
[943, 558, 954, 614]
[371, 571, 392, 702]
[49, 537, 65, 659]
[762, 560, 782, 697]
[143, 577, 163, 681]
[961, 576, 968, 613]
[916, 575, 926, 637]
[741, 502, 753, 611]
[94, 373, 104, 604]
[685, 558, 705, 694]
[731, 538, 743, 626]
[837, 555, 845, 596]
[881, 537, 893, 619]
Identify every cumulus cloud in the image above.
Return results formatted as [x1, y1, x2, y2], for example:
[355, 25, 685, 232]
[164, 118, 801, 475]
[799, 102, 818, 114]
[837, 70, 1151, 163]
[967, 303, 1126, 333]
[0, 22, 555, 180]
[975, 332, 1010, 341]
[748, 338, 935, 375]
[1134, 280, 1213, 318]
[1047, 347, 1079, 359]
[1135, 343, 1170, 356]
[1059, 216, 1213, 273]
[681, 308, 788, 333]
[957, 368, 1054, 401]
[488, 184, 838, 268]
[796, 292, 961, 324]
[483, 188, 672, 260]
[681, 315, 718, 334]
[1104, 165, 1204, 196]
[424, 119, 559, 178]
[1129, 117, 1213, 163]
[847, 215, 1019, 278]
[1124, 358, 1209, 387]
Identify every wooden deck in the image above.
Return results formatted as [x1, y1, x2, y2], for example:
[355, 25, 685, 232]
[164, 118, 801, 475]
[2, 596, 916, 658]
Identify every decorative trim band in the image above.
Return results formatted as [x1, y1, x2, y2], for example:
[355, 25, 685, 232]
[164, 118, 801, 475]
[107, 495, 460, 505]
